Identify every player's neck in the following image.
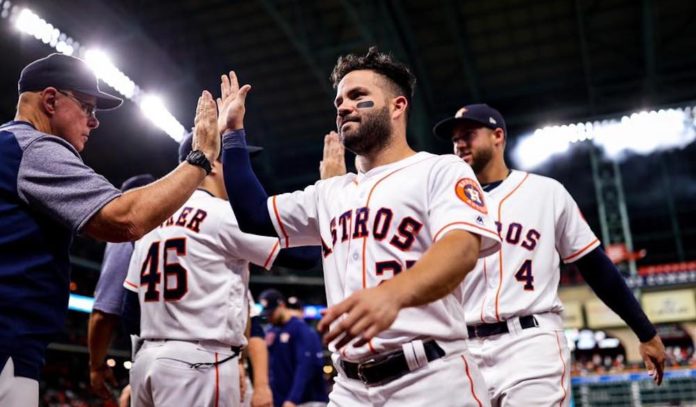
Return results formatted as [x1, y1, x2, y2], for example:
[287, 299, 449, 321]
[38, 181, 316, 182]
[476, 158, 509, 185]
[200, 177, 227, 200]
[15, 106, 51, 134]
[357, 137, 415, 172]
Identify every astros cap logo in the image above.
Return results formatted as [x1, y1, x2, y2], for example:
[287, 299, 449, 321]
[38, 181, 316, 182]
[455, 178, 487, 214]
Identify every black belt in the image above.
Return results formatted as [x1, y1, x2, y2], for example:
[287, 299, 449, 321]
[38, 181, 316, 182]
[467, 315, 539, 339]
[340, 340, 445, 387]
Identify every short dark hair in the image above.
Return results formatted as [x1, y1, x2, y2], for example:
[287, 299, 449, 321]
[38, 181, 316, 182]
[330, 47, 416, 107]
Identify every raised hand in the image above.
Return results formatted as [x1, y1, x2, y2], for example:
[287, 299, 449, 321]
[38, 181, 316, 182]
[217, 70, 252, 135]
[319, 131, 347, 180]
[192, 90, 220, 163]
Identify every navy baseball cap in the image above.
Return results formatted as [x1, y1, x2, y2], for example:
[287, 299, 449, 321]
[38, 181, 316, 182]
[18, 53, 123, 110]
[259, 289, 285, 318]
[433, 103, 506, 140]
[178, 132, 263, 162]
[120, 174, 155, 192]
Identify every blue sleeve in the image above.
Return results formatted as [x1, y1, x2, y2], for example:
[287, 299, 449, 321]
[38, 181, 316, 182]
[286, 323, 320, 404]
[120, 290, 140, 336]
[250, 316, 265, 339]
[93, 242, 134, 315]
[575, 247, 656, 342]
[221, 129, 276, 236]
[274, 246, 321, 270]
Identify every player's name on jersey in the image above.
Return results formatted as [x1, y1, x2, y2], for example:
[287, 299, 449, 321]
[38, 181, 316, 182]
[161, 206, 208, 233]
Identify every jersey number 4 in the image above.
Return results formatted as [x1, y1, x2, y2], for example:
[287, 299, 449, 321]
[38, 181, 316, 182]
[140, 238, 188, 301]
[514, 259, 534, 290]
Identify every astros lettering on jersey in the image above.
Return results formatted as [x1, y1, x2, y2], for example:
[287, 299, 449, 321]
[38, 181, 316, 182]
[268, 152, 501, 361]
[461, 170, 600, 325]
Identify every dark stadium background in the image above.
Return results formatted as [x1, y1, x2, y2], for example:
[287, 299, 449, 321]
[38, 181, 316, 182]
[1, 0, 696, 405]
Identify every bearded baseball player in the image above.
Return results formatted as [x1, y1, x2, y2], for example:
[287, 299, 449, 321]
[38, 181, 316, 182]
[220, 48, 502, 406]
[433, 103, 667, 406]
[123, 131, 319, 407]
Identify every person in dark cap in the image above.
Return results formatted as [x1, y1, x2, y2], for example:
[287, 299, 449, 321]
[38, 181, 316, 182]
[88, 174, 155, 400]
[433, 103, 666, 404]
[259, 289, 328, 407]
[0, 52, 221, 405]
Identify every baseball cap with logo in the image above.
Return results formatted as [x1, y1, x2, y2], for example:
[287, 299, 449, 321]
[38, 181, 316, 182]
[433, 103, 506, 140]
[258, 289, 286, 318]
[178, 132, 263, 162]
[18, 53, 123, 110]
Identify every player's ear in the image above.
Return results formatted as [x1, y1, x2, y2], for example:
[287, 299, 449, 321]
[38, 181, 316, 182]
[40, 87, 59, 116]
[391, 95, 408, 120]
[493, 128, 506, 147]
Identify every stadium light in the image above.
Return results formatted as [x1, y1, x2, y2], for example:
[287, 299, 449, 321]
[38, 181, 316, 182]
[8, 7, 187, 141]
[84, 49, 137, 99]
[139, 95, 187, 142]
[512, 106, 696, 169]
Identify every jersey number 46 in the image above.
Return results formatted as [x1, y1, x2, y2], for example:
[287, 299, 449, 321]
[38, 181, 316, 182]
[140, 238, 188, 302]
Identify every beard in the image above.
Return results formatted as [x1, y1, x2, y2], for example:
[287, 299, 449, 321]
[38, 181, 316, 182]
[461, 146, 493, 174]
[340, 106, 392, 156]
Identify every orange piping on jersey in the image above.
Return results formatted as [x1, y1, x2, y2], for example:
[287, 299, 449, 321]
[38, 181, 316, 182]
[361, 156, 436, 288]
[563, 238, 600, 263]
[480, 259, 487, 323]
[263, 241, 280, 269]
[555, 331, 568, 406]
[432, 221, 498, 242]
[272, 196, 290, 248]
[460, 355, 484, 407]
[361, 155, 438, 354]
[214, 352, 220, 407]
[124, 280, 137, 289]
[494, 172, 530, 321]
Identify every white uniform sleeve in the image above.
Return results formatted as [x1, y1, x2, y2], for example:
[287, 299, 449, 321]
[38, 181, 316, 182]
[123, 245, 142, 293]
[554, 183, 600, 263]
[427, 156, 501, 257]
[218, 206, 280, 270]
[267, 182, 322, 248]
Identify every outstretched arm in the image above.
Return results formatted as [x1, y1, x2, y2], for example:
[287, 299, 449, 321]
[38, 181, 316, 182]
[575, 247, 666, 384]
[83, 92, 219, 242]
[318, 229, 480, 349]
[274, 246, 321, 270]
[222, 130, 276, 236]
[217, 71, 277, 237]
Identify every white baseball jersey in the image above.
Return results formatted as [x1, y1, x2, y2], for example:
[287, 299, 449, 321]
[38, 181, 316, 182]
[268, 152, 501, 361]
[124, 189, 280, 347]
[461, 170, 600, 324]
